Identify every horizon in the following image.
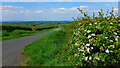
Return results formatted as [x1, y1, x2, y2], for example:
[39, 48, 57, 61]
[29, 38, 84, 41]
[1, 2, 118, 21]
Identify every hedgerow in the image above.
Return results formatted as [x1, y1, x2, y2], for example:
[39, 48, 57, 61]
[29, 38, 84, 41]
[65, 8, 120, 67]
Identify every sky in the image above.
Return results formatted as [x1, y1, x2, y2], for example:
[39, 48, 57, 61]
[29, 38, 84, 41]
[1, 2, 118, 21]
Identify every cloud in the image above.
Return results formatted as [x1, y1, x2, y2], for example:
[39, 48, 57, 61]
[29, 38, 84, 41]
[105, 4, 110, 6]
[26, 10, 30, 13]
[35, 10, 42, 13]
[69, 7, 78, 10]
[3, 5, 23, 9]
[3, 10, 9, 12]
[58, 8, 66, 10]
[2, 0, 120, 2]
[113, 8, 118, 10]
[19, 11, 23, 13]
[80, 6, 88, 8]
[89, 10, 100, 12]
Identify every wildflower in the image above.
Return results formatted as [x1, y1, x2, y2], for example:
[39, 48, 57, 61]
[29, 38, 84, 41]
[79, 49, 84, 52]
[84, 30, 87, 31]
[83, 53, 85, 56]
[88, 35, 92, 38]
[87, 30, 91, 33]
[75, 43, 79, 46]
[87, 48, 90, 52]
[85, 56, 88, 61]
[91, 47, 93, 49]
[91, 34, 95, 36]
[85, 43, 90, 46]
[107, 17, 110, 20]
[83, 43, 85, 45]
[96, 57, 100, 61]
[105, 49, 109, 53]
[75, 54, 78, 56]
[118, 24, 120, 26]
[89, 39, 92, 41]
[114, 32, 117, 35]
[115, 38, 118, 41]
[102, 58, 105, 62]
[95, 23, 97, 24]
[110, 23, 113, 25]
[89, 56, 92, 60]
[110, 40, 113, 42]
[89, 23, 92, 25]
[105, 37, 108, 39]
[108, 45, 115, 48]
[117, 36, 119, 38]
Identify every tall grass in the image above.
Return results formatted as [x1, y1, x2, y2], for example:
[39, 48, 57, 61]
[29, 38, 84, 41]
[22, 31, 72, 66]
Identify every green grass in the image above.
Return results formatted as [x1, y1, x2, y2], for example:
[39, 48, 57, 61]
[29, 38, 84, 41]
[2, 28, 56, 41]
[22, 31, 72, 66]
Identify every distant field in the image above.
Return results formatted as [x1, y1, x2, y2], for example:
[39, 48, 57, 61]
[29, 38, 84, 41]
[1, 23, 58, 41]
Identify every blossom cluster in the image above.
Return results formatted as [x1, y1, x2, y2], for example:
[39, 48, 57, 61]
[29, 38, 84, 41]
[66, 9, 120, 67]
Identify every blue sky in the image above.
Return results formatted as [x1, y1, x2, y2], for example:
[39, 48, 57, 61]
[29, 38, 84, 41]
[1, 2, 118, 21]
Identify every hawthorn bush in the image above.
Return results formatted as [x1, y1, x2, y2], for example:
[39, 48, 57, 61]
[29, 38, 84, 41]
[65, 8, 120, 67]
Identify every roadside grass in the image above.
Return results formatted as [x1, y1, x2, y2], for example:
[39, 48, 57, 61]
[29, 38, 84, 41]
[2, 28, 56, 41]
[22, 30, 72, 66]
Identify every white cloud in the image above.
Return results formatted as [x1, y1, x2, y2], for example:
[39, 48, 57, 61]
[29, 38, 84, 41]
[113, 8, 118, 10]
[2, 5, 23, 9]
[105, 4, 110, 6]
[26, 10, 30, 13]
[2, 0, 120, 2]
[3, 10, 9, 12]
[69, 7, 78, 10]
[35, 10, 42, 13]
[80, 6, 88, 8]
[19, 11, 23, 13]
[58, 8, 66, 10]
[89, 10, 100, 12]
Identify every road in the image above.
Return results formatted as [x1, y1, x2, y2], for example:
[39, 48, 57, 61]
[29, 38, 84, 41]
[2, 31, 54, 66]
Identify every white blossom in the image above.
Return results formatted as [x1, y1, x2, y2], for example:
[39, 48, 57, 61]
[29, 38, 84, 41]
[95, 23, 97, 24]
[91, 47, 93, 49]
[87, 48, 90, 52]
[114, 32, 117, 35]
[96, 57, 100, 61]
[118, 24, 120, 26]
[89, 56, 92, 60]
[84, 30, 87, 31]
[105, 37, 108, 39]
[115, 38, 118, 41]
[75, 43, 79, 46]
[110, 23, 113, 25]
[110, 40, 113, 42]
[88, 35, 92, 38]
[85, 56, 88, 61]
[105, 49, 109, 53]
[107, 17, 110, 20]
[117, 36, 119, 38]
[85, 43, 90, 46]
[75, 54, 78, 56]
[87, 30, 91, 33]
[89, 23, 92, 25]
[91, 34, 95, 36]
[108, 45, 115, 48]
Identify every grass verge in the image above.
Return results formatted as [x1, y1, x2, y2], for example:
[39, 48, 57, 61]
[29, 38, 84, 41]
[2, 28, 56, 41]
[22, 30, 72, 66]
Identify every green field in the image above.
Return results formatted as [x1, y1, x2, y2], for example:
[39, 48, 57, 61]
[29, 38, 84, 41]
[22, 30, 72, 66]
[1, 24, 58, 41]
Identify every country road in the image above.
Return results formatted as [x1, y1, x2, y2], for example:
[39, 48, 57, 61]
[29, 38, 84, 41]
[2, 30, 55, 66]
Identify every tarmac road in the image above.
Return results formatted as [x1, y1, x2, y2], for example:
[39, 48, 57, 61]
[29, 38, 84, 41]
[2, 31, 54, 66]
